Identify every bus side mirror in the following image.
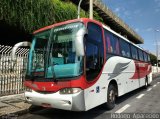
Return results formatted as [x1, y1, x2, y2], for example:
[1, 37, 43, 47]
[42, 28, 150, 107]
[75, 29, 86, 56]
[11, 41, 31, 69]
[11, 41, 31, 61]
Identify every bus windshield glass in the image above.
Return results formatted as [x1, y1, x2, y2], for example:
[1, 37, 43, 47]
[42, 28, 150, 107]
[27, 22, 85, 80]
[47, 22, 85, 79]
[26, 30, 50, 78]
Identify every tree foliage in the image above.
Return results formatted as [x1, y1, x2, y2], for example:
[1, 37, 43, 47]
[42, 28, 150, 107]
[149, 53, 157, 66]
[0, 0, 51, 33]
[0, 0, 103, 34]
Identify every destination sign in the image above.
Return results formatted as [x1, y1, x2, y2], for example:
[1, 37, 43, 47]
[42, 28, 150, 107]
[54, 24, 79, 32]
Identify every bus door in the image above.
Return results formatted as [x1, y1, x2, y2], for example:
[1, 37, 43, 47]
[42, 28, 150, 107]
[84, 22, 105, 110]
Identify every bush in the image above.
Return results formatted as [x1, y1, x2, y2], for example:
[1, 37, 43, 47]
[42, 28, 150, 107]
[0, 0, 88, 33]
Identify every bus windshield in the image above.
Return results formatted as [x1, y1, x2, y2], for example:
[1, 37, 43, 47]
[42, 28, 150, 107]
[27, 22, 85, 80]
[26, 30, 50, 78]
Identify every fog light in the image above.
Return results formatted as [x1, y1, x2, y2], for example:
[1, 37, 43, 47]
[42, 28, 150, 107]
[60, 88, 82, 94]
[25, 96, 32, 102]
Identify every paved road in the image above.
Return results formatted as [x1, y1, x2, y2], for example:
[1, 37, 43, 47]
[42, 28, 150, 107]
[18, 77, 160, 119]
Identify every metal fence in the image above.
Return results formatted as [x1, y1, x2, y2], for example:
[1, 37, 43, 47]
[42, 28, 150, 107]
[0, 45, 29, 96]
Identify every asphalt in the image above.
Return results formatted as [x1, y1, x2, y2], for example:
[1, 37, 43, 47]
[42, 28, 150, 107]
[0, 73, 160, 119]
[17, 75, 160, 119]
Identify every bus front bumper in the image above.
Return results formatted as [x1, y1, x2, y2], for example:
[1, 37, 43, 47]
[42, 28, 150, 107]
[24, 90, 85, 111]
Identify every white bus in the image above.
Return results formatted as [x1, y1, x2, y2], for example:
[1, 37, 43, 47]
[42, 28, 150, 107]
[22, 18, 152, 111]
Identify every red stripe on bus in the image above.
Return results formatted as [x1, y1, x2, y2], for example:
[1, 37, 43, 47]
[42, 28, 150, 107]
[130, 61, 151, 79]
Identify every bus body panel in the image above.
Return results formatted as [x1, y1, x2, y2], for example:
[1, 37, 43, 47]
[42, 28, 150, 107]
[84, 74, 108, 110]
[25, 90, 86, 111]
[25, 55, 152, 111]
[25, 91, 73, 110]
[83, 56, 148, 110]
[104, 56, 136, 95]
[83, 55, 151, 110]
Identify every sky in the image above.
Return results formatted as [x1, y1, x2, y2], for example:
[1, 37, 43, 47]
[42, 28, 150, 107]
[102, 0, 160, 55]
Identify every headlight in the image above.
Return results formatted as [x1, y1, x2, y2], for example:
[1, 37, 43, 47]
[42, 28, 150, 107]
[25, 86, 32, 92]
[60, 88, 82, 94]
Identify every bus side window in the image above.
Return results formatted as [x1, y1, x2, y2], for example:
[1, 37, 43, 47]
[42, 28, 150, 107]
[106, 36, 113, 53]
[143, 52, 148, 62]
[86, 42, 98, 69]
[138, 49, 144, 61]
[116, 39, 120, 54]
[120, 39, 131, 58]
[131, 45, 138, 60]
[147, 54, 151, 62]
[104, 29, 120, 58]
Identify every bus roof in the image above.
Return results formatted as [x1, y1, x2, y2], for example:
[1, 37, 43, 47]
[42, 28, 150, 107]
[33, 18, 102, 34]
[33, 18, 148, 54]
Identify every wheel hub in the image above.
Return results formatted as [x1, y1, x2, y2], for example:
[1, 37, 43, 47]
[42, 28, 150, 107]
[109, 90, 115, 103]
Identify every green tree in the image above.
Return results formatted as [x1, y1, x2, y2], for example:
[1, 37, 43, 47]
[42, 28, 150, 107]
[0, 0, 104, 34]
[149, 53, 157, 66]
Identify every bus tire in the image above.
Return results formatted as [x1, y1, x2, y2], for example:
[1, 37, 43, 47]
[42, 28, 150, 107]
[105, 84, 116, 110]
[144, 77, 148, 89]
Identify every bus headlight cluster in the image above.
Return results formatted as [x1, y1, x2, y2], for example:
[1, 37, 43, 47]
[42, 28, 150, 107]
[59, 88, 82, 94]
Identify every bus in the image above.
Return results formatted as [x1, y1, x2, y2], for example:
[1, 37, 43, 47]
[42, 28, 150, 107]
[23, 18, 152, 111]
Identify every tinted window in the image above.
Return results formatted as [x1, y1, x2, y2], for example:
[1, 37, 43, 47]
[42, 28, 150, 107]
[148, 54, 151, 62]
[120, 39, 131, 58]
[138, 49, 144, 61]
[86, 42, 98, 69]
[88, 23, 102, 43]
[143, 52, 148, 62]
[86, 23, 104, 81]
[104, 30, 120, 55]
[131, 45, 138, 60]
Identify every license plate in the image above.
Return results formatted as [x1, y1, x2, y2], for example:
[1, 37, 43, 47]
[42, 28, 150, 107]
[41, 103, 51, 108]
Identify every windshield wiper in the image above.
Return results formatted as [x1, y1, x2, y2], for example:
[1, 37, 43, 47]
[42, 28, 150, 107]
[30, 49, 45, 80]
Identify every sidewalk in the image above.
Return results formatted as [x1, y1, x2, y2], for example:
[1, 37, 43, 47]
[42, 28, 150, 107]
[0, 93, 31, 117]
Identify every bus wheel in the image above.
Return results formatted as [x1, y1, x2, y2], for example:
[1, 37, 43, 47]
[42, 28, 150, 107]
[145, 77, 148, 88]
[105, 84, 116, 110]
